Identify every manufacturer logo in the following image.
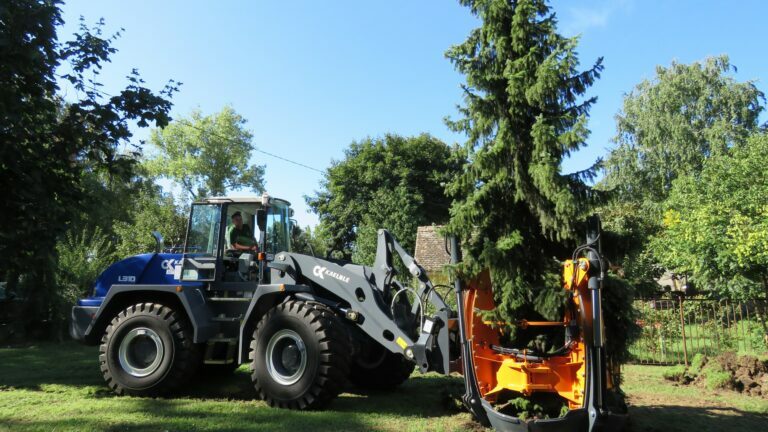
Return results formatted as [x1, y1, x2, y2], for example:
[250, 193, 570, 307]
[161, 259, 179, 275]
[312, 265, 350, 284]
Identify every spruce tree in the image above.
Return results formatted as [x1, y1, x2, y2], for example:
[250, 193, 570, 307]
[445, 0, 603, 326]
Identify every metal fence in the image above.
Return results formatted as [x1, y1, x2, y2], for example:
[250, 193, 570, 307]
[628, 296, 768, 365]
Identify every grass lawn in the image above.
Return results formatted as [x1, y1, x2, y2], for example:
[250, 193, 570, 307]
[1, 342, 767, 431]
[0, 342, 472, 432]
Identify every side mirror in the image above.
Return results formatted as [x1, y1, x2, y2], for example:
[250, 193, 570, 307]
[256, 209, 267, 232]
[151, 231, 164, 253]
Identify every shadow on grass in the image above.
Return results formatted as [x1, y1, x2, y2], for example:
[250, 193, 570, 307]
[628, 404, 768, 432]
[179, 367, 464, 418]
[1, 403, 378, 432]
[0, 342, 103, 389]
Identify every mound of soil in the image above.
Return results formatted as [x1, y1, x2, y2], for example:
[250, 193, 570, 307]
[713, 352, 768, 397]
[666, 352, 768, 398]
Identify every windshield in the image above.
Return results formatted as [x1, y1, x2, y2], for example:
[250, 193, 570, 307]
[265, 201, 290, 254]
[185, 204, 222, 256]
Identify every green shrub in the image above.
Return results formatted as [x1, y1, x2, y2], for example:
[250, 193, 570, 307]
[56, 227, 115, 300]
[634, 301, 680, 360]
[746, 321, 768, 353]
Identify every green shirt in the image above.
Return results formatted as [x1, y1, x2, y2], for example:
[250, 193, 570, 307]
[227, 224, 256, 248]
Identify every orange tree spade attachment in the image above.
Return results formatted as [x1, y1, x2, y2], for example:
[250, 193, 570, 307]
[451, 216, 629, 432]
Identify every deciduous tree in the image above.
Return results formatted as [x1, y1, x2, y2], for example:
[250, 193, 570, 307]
[599, 56, 765, 294]
[0, 0, 177, 329]
[113, 184, 188, 258]
[602, 56, 764, 203]
[145, 106, 265, 199]
[651, 132, 768, 298]
[290, 225, 328, 257]
[307, 133, 460, 260]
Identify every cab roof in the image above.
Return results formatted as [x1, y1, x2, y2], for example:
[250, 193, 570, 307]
[198, 195, 291, 206]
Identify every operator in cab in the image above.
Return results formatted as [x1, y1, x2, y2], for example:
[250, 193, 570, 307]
[227, 211, 259, 252]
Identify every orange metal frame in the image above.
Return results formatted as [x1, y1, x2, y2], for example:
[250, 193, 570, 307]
[460, 259, 592, 409]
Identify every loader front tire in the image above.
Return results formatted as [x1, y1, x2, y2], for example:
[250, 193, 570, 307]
[250, 300, 350, 409]
[99, 302, 199, 396]
[349, 342, 414, 389]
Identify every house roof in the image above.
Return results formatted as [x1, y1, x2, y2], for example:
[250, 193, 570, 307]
[414, 225, 451, 271]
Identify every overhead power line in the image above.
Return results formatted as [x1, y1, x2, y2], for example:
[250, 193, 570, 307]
[175, 119, 325, 174]
[57, 74, 326, 174]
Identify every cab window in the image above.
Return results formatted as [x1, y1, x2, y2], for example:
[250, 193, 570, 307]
[265, 202, 290, 254]
[225, 204, 261, 250]
[185, 204, 221, 256]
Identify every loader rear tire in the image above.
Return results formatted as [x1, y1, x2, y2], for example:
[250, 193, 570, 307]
[250, 300, 350, 409]
[349, 343, 414, 390]
[99, 302, 200, 396]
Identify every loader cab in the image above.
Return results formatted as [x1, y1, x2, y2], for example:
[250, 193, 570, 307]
[178, 194, 292, 284]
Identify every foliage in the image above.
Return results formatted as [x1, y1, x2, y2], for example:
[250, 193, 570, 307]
[598, 56, 765, 295]
[495, 392, 569, 420]
[599, 206, 664, 297]
[701, 317, 738, 352]
[602, 55, 764, 202]
[54, 227, 116, 314]
[650, 132, 768, 297]
[112, 184, 188, 258]
[444, 0, 602, 326]
[307, 133, 460, 260]
[747, 321, 768, 353]
[351, 185, 424, 266]
[0, 1, 176, 330]
[290, 225, 328, 257]
[635, 302, 682, 358]
[602, 274, 641, 366]
[145, 106, 265, 199]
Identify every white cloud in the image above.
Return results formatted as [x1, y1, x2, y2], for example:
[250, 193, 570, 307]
[560, 0, 633, 36]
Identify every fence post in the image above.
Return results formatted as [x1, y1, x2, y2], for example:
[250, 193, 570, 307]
[679, 296, 689, 367]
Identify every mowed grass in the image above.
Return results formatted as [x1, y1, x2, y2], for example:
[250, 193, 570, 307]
[0, 342, 473, 432]
[2, 343, 768, 431]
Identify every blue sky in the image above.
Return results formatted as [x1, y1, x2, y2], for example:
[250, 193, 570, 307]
[58, 0, 768, 227]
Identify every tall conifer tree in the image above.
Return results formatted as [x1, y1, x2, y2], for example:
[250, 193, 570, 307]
[445, 0, 603, 323]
